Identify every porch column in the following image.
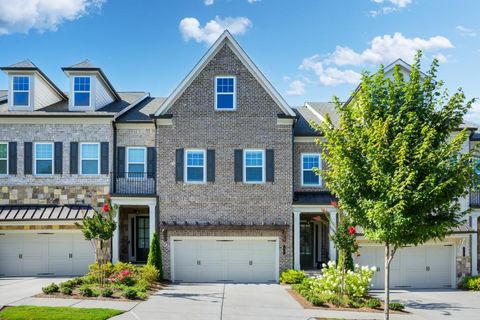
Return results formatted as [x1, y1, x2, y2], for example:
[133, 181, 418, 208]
[148, 203, 157, 244]
[293, 210, 301, 270]
[329, 209, 337, 262]
[112, 204, 120, 263]
[471, 212, 479, 276]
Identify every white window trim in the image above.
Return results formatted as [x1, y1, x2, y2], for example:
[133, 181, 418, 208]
[301, 153, 321, 187]
[184, 149, 206, 184]
[80, 142, 100, 176]
[214, 76, 236, 111]
[0, 142, 8, 176]
[243, 149, 265, 184]
[126, 147, 147, 179]
[34, 142, 54, 176]
[73, 76, 92, 108]
[12, 75, 30, 109]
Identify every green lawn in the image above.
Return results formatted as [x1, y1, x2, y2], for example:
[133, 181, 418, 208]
[0, 306, 123, 320]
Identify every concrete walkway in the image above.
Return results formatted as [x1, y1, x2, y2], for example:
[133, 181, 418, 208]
[0, 277, 71, 306]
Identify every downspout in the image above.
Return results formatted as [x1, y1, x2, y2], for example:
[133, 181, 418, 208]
[112, 121, 117, 194]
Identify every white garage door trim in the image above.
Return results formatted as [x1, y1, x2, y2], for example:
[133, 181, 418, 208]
[170, 236, 280, 283]
[355, 242, 457, 289]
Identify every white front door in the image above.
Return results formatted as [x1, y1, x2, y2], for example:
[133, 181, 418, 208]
[355, 244, 454, 289]
[172, 238, 278, 283]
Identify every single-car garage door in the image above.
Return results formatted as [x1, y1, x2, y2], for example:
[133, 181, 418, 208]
[172, 238, 278, 283]
[0, 232, 95, 277]
[355, 244, 454, 289]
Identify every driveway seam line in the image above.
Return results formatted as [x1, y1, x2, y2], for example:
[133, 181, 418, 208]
[220, 283, 226, 320]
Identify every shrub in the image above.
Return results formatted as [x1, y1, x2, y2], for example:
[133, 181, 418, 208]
[140, 265, 159, 284]
[123, 288, 138, 299]
[280, 269, 306, 284]
[60, 286, 73, 295]
[366, 298, 381, 309]
[80, 275, 97, 284]
[101, 288, 114, 297]
[79, 285, 94, 297]
[109, 269, 135, 286]
[42, 283, 59, 294]
[461, 275, 480, 291]
[147, 233, 163, 280]
[113, 262, 139, 276]
[389, 301, 405, 311]
[137, 291, 148, 300]
[133, 279, 150, 293]
[88, 262, 115, 280]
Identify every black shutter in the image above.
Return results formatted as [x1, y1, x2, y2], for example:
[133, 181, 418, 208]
[207, 149, 215, 182]
[117, 147, 125, 178]
[54, 142, 63, 174]
[8, 142, 17, 175]
[266, 149, 274, 182]
[147, 147, 156, 178]
[100, 142, 109, 174]
[70, 142, 78, 174]
[234, 149, 243, 182]
[175, 148, 184, 182]
[24, 142, 32, 175]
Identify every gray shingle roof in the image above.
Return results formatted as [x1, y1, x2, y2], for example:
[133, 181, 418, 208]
[0, 205, 95, 221]
[64, 59, 96, 69]
[116, 97, 166, 122]
[293, 106, 321, 136]
[3, 59, 37, 69]
[0, 90, 7, 98]
[306, 102, 339, 127]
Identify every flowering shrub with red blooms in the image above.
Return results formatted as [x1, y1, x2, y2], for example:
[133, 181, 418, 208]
[108, 269, 135, 286]
[348, 226, 356, 235]
[102, 203, 109, 213]
[330, 200, 338, 208]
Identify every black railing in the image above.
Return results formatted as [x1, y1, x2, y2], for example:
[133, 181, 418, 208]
[111, 172, 156, 195]
[471, 189, 480, 208]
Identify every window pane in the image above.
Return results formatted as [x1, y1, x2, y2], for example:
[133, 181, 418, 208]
[74, 92, 90, 106]
[36, 144, 52, 159]
[246, 151, 263, 166]
[74, 77, 90, 91]
[0, 144, 6, 159]
[13, 92, 29, 106]
[13, 76, 29, 90]
[0, 160, 6, 175]
[187, 151, 204, 166]
[36, 160, 52, 174]
[128, 149, 145, 163]
[187, 167, 204, 182]
[303, 155, 319, 170]
[475, 160, 480, 175]
[81, 144, 98, 158]
[128, 163, 145, 173]
[82, 160, 98, 174]
[303, 171, 320, 185]
[246, 167, 262, 182]
[217, 94, 234, 109]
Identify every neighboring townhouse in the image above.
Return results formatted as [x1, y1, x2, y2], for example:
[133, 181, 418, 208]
[0, 31, 478, 288]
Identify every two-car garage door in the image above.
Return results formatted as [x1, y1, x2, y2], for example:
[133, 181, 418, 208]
[172, 238, 278, 283]
[355, 244, 454, 289]
[0, 232, 95, 277]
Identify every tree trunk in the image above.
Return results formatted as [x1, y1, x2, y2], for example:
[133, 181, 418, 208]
[384, 243, 390, 320]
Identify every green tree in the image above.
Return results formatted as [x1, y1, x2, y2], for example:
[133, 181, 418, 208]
[314, 52, 475, 319]
[76, 195, 117, 287]
[147, 232, 163, 280]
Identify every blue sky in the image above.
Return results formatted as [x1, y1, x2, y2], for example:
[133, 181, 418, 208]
[0, 0, 479, 121]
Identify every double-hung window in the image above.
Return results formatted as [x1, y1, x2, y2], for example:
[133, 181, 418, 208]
[185, 150, 205, 183]
[80, 143, 99, 175]
[0, 143, 7, 175]
[127, 147, 146, 178]
[301, 153, 321, 186]
[35, 142, 53, 175]
[244, 150, 265, 183]
[13, 76, 30, 107]
[73, 76, 91, 107]
[215, 76, 236, 110]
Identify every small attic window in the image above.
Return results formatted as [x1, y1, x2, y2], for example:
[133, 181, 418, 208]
[73, 76, 91, 107]
[12, 76, 30, 107]
[215, 76, 236, 110]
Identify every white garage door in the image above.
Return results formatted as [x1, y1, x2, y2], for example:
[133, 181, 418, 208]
[172, 238, 278, 283]
[355, 244, 454, 289]
[0, 232, 95, 277]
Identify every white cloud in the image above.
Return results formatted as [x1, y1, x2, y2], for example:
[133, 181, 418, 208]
[0, 0, 104, 35]
[204, 0, 214, 5]
[179, 16, 252, 45]
[285, 80, 306, 96]
[433, 53, 448, 63]
[300, 55, 361, 86]
[369, 0, 411, 16]
[372, 0, 411, 7]
[247, 0, 261, 3]
[465, 102, 480, 125]
[456, 25, 477, 37]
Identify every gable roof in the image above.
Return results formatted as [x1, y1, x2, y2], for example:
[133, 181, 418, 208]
[62, 60, 121, 101]
[1, 60, 67, 100]
[154, 30, 295, 117]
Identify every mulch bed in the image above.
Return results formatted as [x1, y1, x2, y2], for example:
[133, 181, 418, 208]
[34, 282, 168, 301]
[287, 288, 408, 314]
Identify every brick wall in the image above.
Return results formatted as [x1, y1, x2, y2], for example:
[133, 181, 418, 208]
[293, 142, 327, 192]
[116, 127, 156, 147]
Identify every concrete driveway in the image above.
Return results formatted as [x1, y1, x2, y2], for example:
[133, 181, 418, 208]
[0, 277, 71, 306]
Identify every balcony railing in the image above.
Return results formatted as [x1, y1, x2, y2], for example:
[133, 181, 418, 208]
[471, 189, 480, 208]
[111, 172, 156, 195]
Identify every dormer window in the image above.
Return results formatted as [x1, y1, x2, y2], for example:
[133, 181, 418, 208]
[215, 76, 236, 110]
[12, 76, 30, 107]
[73, 76, 91, 107]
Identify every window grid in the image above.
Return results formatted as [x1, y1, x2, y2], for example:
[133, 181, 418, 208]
[215, 76, 236, 110]
[0, 143, 8, 175]
[244, 150, 265, 183]
[73, 76, 91, 107]
[34, 142, 53, 176]
[185, 150, 206, 183]
[301, 153, 321, 186]
[127, 147, 146, 178]
[12, 76, 29, 107]
[80, 143, 99, 175]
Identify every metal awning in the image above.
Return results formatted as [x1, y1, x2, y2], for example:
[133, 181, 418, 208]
[0, 205, 95, 222]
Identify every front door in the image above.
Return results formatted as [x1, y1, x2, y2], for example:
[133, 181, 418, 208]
[136, 216, 150, 262]
[300, 221, 314, 269]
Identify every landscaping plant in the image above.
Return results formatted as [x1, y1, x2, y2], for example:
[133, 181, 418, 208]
[280, 269, 306, 284]
[147, 232, 163, 280]
[42, 283, 59, 294]
[460, 275, 480, 290]
[314, 52, 475, 319]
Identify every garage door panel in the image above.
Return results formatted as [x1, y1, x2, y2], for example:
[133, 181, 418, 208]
[22, 234, 49, 275]
[0, 235, 23, 276]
